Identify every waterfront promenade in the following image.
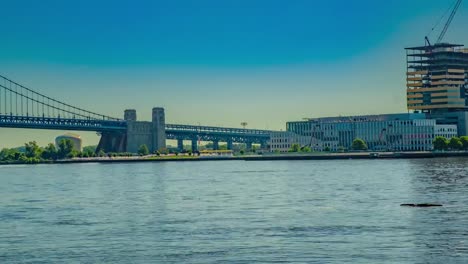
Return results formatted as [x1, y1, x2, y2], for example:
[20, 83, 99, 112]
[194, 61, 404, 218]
[21, 151, 468, 165]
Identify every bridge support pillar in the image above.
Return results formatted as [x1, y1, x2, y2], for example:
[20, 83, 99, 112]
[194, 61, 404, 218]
[191, 138, 198, 152]
[246, 142, 253, 150]
[177, 139, 184, 151]
[97, 132, 126, 153]
[213, 140, 219, 150]
[227, 139, 233, 150]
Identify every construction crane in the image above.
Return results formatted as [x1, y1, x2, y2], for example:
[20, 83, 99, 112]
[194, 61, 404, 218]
[436, 0, 463, 44]
[425, 0, 463, 46]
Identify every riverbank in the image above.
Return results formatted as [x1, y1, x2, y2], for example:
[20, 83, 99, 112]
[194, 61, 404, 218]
[3, 151, 468, 166]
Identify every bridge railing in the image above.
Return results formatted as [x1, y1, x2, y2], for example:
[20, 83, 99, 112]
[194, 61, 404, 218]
[0, 114, 127, 131]
[165, 124, 271, 135]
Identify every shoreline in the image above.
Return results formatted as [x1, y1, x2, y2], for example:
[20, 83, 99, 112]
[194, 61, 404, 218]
[2, 151, 468, 166]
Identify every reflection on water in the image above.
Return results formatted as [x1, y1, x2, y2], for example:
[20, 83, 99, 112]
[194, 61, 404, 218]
[405, 158, 468, 263]
[1, 158, 468, 263]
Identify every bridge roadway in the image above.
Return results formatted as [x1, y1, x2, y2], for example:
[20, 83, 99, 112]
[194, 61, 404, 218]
[0, 115, 271, 149]
[0, 114, 127, 132]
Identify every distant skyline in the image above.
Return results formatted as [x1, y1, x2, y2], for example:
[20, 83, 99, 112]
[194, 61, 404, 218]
[1, 0, 468, 148]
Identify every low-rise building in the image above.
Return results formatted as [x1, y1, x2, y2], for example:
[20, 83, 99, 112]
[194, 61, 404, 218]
[56, 133, 82, 151]
[271, 113, 457, 152]
[435, 125, 458, 139]
[269, 131, 309, 153]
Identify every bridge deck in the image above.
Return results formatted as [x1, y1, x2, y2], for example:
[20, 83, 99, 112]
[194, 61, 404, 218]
[165, 124, 270, 135]
[0, 115, 127, 132]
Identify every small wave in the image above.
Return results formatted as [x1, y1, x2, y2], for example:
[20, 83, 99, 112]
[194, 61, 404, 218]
[54, 219, 101, 226]
[227, 170, 287, 174]
[22, 199, 46, 203]
[159, 219, 196, 225]
[0, 213, 27, 221]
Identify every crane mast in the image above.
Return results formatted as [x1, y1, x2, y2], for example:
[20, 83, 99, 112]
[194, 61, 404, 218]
[436, 0, 463, 44]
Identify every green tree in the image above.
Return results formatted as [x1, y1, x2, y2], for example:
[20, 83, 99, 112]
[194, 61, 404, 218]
[301, 146, 312, 153]
[159, 148, 169, 155]
[42, 143, 58, 160]
[24, 141, 42, 158]
[218, 144, 228, 150]
[449, 137, 463, 150]
[352, 138, 368, 151]
[289, 143, 301, 153]
[98, 149, 106, 157]
[433, 136, 449, 151]
[460, 136, 468, 150]
[82, 147, 95, 158]
[83, 145, 97, 154]
[324, 146, 331, 152]
[252, 145, 258, 153]
[0, 148, 20, 162]
[138, 144, 149, 156]
[57, 139, 75, 159]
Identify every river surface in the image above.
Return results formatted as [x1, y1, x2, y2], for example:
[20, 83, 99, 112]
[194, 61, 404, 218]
[1, 158, 468, 263]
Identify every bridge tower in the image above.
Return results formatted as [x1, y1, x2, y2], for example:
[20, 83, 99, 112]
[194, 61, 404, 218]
[124, 109, 137, 121]
[124, 108, 166, 153]
[152, 107, 166, 152]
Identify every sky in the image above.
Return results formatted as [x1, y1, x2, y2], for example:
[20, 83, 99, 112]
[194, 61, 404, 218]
[1, 0, 468, 148]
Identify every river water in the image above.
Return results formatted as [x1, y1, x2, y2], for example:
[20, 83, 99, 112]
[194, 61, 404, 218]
[1, 158, 468, 263]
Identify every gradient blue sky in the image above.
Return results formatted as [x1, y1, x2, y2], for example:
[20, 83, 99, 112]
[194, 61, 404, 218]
[1, 0, 467, 147]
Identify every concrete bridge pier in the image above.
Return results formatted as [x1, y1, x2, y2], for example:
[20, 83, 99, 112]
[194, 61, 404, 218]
[97, 132, 126, 153]
[191, 137, 198, 152]
[213, 140, 219, 150]
[227, 139, 233, 150]
[246, 142, 253, 150]
[177, 139, 184, 151]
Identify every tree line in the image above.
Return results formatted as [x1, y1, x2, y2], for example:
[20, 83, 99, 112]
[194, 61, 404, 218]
[288, 138, 367, 153]
[433, 136, 468, 151]
[1, 139, 76, 164]
[0, 139, 134, 164]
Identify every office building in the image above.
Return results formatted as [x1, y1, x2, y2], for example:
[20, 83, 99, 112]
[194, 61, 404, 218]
[270, 114, 457, 152]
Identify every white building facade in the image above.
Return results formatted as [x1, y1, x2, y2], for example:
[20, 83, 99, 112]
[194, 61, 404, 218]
[271, 114, 458, 152]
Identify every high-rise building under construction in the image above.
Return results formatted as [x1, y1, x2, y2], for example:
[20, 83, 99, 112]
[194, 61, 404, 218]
[406, 43, 468, 112]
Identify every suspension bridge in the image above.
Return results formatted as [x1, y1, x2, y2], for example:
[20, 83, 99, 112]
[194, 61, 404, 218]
[0, 75, 271, 152]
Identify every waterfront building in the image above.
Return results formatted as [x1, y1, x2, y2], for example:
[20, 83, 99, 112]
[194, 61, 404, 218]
[435, 125, 458, 139]
[271, 113, 457, 152]
[55, 133, 82, 151]
[269, 131, 310, 153]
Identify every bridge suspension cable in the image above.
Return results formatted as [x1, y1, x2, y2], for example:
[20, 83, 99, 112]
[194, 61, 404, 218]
[0, 74, 120, 121]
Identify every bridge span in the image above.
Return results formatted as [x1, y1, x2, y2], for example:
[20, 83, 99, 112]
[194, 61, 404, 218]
[0, 75, 271, 152]
[165, 124, 270, 151]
